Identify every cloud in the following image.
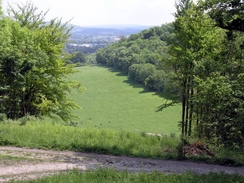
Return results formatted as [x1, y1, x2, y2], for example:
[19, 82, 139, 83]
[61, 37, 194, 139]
[2, 0, 176, 26]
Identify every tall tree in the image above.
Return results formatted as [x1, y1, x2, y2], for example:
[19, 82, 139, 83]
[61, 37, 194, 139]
[0, 2, 83, 121]
[168, 0, 225, 137]
[168, 0, 244, 146]
[202, 0, 244, 146]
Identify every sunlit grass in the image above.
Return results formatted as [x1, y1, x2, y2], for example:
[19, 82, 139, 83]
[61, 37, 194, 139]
[66, 65, 181, 135]
[0, 121, 179, 159]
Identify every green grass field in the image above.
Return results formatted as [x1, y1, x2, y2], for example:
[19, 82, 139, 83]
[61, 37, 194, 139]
[68, 65, 181, 135]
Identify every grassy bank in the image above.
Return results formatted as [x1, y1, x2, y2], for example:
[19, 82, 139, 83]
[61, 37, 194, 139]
[0, 121, 179, 159]
[0, 121, 243, 165]
[11, 168, 244, 183]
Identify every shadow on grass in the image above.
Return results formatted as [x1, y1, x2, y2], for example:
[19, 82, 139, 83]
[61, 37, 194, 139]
[89, 65, 181, 113]
[102, 65, 165, 96]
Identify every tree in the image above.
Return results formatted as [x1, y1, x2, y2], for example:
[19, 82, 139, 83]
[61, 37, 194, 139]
[169, 0, 197, 136]
[144, 70, 166, 91]
[70, 52, 87, 64]
[0, 2, 83, 121]
[167, 0, 244, 147]
[204, 0, 244, 102]
[204, 0, 244, 32]
[0, 19, 35, 119]
[201, 0, 244, 146]
[168, 0, 225, 137]
[7, 1, 48, 29]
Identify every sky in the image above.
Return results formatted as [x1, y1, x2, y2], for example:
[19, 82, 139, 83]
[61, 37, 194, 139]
[2, 0, 176, 27]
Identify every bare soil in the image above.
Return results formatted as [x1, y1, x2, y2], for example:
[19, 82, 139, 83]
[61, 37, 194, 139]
[0, 146, 243, 182]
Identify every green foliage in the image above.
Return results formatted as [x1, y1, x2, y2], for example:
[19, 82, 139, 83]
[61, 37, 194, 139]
[145, 70, 166, 91]
[0, 2, 83, 122]
[168, 0, 244, 148]
[19, 114, 40, 126]
[201, 1, 244, 146]
[169, 0, 223, 136]
[95, 24, 174, 92]
[128, 63, 166, 91]
[7, 1, 47, 29]
[69, 51, 87, 64]
[204, 0, 244, 32]
[9, 168, 244, 183]
[0, 113, 6, 122]
[128, 63, 156, 84]
[86, 53, 97, 65]
[0, 19, 36, 119]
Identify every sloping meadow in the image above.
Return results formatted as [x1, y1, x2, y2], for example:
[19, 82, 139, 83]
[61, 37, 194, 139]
[69, 65, 181, 135]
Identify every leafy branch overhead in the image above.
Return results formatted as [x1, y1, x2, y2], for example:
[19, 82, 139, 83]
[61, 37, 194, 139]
[204, 0, 244, 32]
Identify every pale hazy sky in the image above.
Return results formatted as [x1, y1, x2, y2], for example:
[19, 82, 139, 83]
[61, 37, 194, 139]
[2, 0, 176, 26]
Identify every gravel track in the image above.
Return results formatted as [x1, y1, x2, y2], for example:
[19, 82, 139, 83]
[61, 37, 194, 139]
[0, 146, 243, 182]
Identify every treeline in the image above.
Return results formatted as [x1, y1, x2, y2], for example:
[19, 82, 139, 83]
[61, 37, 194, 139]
[96, 24, 174, 92]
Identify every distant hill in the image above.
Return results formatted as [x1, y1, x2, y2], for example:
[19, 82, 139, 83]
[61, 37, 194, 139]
[70, 25, 152, 37]
[66, 24, 153, 54]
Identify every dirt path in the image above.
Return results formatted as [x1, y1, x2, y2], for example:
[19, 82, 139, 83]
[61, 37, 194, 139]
[0, 146, 243, 182]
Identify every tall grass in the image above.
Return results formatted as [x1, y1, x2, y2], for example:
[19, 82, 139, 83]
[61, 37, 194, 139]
[10, 168, 244, 183]
[0, 121, 179, 159]
[0, 120, 243, 165]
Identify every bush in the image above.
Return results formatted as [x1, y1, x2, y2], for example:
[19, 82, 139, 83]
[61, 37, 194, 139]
[145, 70, 166, 91]
[19, 114, 40, 125]
[0, 113, 7, 122]
[128, 63, 156, 84]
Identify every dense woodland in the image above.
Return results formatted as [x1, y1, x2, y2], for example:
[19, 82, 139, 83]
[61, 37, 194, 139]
[0, 0, 244, 150]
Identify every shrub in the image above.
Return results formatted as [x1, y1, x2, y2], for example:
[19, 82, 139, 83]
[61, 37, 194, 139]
[0, 113, 7, 122]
